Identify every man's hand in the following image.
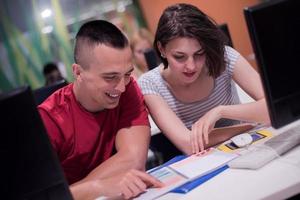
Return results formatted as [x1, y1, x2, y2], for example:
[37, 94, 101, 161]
[117, 169, 164, 199]
[71, 169, 164, 200]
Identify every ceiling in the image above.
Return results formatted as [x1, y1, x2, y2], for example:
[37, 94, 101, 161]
[0, 0, 133, 33]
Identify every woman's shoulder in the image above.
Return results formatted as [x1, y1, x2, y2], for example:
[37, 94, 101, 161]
[138, 64, 163, 83]
[137, 64, 166, 94]
[224, 45, 240, 59]
[223, 46, 241, 76]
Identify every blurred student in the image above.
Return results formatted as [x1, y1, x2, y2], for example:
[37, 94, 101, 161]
[138, 3, 270, 155]
[38, 20, 162, 200]
[43, 62, 65, 86]
[130, 28, 154, 79]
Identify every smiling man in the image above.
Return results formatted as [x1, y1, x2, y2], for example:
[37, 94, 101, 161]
[38, 20, 162, 200]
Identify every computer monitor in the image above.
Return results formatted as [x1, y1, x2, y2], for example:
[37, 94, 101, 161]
[244, 0, 300, 128]
[0, 86, 73, 200]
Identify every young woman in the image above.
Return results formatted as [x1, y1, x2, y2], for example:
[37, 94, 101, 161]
[138, 3, 270, 156]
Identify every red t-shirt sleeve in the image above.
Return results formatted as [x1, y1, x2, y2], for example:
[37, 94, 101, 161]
[38, 107, 63, 153]
[118, 78, 150, 129]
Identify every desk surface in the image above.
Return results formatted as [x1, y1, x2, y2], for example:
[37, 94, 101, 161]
[157, 123, 300, 200]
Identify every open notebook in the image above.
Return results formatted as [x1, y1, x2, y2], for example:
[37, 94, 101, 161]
[135, 149, 238, 200]
[134, 123, 254, 200]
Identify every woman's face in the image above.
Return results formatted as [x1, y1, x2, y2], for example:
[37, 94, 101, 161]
[161, 37, 206, 84]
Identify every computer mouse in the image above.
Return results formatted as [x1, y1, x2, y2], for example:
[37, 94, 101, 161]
[230, 133, 253, 148]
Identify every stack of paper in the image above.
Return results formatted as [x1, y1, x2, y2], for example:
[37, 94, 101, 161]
[169, 150, 238, 179]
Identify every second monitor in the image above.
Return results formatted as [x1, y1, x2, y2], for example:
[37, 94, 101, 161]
[0, 86, 73, 200]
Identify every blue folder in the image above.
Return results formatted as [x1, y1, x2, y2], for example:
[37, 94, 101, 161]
[171, 165, 229, 193]
[150, 155, 229, 194]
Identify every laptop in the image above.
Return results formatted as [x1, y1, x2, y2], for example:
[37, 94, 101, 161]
[0, 86, 73, 200]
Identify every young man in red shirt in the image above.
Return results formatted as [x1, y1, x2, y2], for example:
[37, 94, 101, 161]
[38, 20, 162, 200]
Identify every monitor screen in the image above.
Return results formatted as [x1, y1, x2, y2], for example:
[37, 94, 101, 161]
[0, 86, 73, 200]
[244, 0, 300, 128]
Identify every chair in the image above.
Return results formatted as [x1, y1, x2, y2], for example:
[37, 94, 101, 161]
[33, 80, 68, 105]
[150, 133, 183, 163]
[144, 48, 161, 70]
[218, 23, 234, 47]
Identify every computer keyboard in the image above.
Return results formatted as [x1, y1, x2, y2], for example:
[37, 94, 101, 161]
[265, 124, 300, 154]
[228, 124, 300, 169]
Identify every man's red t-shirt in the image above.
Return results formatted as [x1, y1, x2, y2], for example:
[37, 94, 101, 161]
[38, 79, 149, 184]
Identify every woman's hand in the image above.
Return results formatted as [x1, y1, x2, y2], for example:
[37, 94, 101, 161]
[191, 106, 223, 154]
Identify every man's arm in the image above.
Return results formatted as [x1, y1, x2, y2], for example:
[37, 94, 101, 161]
[80, 125, 151, 181]
[70, 168, 163, 200]
[78, 79, 152, 179]
[70, 125, 156, 200]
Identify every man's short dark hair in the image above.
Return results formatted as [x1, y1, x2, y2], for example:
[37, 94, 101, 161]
[74, 20, 129, 67]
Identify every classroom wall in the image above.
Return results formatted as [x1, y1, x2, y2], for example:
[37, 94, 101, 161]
[138, 0, 260, 69]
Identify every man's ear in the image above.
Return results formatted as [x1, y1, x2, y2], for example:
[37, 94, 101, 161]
[157, 41, 166, 58]
[72, 63, 83, 81]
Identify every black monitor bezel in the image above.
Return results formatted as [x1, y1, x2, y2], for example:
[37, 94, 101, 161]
[0, 86, 73, 200]
[244, 0, 300, 128]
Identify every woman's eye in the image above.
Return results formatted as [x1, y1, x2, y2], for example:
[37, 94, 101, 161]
[173, 55, 185, 60]
[104, 76, 116, 80]
[195, 51, 205, 56]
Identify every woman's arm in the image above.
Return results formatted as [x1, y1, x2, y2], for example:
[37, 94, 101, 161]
[191, 54, 270, 153]
[201, 53, 270, 125]
[144, 94, 192, 154]
[229, 54, 270, 124]
[145, 93, 256, 155]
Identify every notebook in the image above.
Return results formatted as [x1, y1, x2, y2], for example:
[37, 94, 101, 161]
[135, 149, 238, 200]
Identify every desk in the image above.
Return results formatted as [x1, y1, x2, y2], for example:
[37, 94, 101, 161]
[157, 122, 300, 200]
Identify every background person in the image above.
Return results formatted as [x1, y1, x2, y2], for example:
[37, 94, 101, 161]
[43, 62, 65, 86]
[130, 28, 155, 79]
